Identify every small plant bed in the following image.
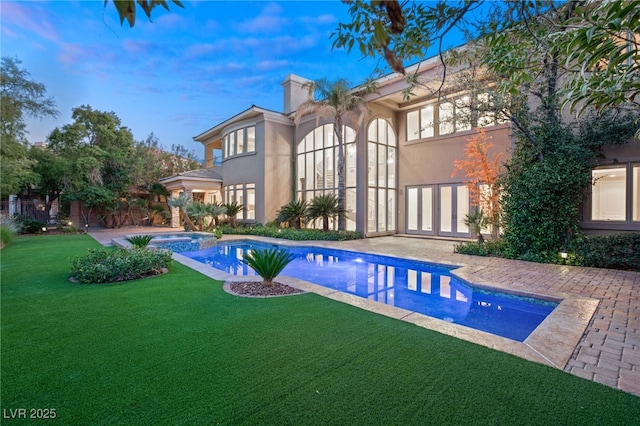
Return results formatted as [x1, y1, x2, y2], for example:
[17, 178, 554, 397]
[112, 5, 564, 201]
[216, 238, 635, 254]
[70, 247, 173, 284]
[227, 281, 304, 297]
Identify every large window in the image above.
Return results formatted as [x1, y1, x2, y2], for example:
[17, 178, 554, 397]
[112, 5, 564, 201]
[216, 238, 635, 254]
[296, 123, 356, 230]
[590, 164, 639, 223]
[223, 126, 256, 159]
[406, 92, 505, 141]
[223, 183, 256, 222]
[367, 118, 396, 233]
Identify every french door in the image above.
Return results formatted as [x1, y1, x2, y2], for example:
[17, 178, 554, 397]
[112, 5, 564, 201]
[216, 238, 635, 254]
[406, 184, 471, 238]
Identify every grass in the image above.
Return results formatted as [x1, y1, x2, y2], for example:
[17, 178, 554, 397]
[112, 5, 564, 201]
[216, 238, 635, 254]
[2, 235, 639, 425]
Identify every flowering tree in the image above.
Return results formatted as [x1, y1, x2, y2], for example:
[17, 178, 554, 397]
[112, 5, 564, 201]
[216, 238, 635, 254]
[451, 128, 502, 240]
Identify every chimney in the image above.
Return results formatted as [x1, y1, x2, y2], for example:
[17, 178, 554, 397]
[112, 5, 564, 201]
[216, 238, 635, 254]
[281, 74, 311, 115]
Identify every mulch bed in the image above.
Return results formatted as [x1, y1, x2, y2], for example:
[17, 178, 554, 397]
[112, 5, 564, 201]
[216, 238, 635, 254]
[228, 281, 304, 297]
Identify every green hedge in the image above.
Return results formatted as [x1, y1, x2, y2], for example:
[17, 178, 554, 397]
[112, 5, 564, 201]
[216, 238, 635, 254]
[569, 233, 640, 271]
[454, 233, 639, 271]
[220, 224, 363, 241]
[70, 247, 173, 283]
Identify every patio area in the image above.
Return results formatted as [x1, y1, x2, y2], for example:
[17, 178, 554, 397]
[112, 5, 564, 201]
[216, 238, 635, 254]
[90, 227, 640, 397]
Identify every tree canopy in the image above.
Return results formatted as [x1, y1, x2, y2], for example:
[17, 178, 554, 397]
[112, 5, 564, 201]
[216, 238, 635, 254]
[1, 57, 58, 197]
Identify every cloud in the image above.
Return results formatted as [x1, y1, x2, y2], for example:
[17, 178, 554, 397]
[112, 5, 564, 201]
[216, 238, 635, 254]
[2, 2, 59, 42]
[256, 60, 288, 71]
[183, 43, 224, 61]
[234, 2, 288, 34]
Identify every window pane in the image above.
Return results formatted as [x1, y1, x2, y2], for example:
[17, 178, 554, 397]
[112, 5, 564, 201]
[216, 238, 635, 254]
[297, 155, 305, 191]
[368, 120, 377, 141]
[439, 102, 454, 135]
[324, 125, 334, 148]
[388, 147, 396, 188]
[247, 127, 255, 152]
[306, 152, 314, 191]
[378, 119, 387, 144]
[237, 128, 244, 154]
[246, 187, 255, 220]
[229, 132, 235, 156]
[407, 110, 419, 141]
[368, 142, 376, 186]
[224, 135, 229, 158]
[477, 93, 493, 127]
[378, 188, 386, 232]
[344, 126, 356, 143]
[457, 185, 469, 233]
[420, 105, 434, 138]
[305, 133, 313, 152]
[440, 186, 452, 232]
[456, 96, 471, 132]
[346, 188, 357, 231]
[421, 187, 433, 231]
[387, 123, 396, 146]
[346, 144, 356, 187]
[314, 127, 323, 150]
[407, 187, 418, 230]
[592, 167, 627, 221]
[324, 148, 334, 189]
[377, 144, 386, 187]
[368, 188, 376, 232]
[387, 189, 396, 231]
[634, 165, 640, 221]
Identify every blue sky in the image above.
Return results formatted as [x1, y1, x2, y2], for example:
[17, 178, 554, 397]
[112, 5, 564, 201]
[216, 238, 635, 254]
[1, 1, 458, 153]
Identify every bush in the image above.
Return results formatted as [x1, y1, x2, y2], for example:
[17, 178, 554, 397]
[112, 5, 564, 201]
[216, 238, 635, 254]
[14, 215, 46, 234]
[454, 240, 507, 257]
[220, 224, 363, 241]
[70, 247, 173, 284]
[569, 233, 640, 271]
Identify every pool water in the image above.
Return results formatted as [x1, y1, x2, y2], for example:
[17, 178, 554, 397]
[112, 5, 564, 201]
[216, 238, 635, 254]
[147, 233, 217, 252]
[181, 240, 558, 342]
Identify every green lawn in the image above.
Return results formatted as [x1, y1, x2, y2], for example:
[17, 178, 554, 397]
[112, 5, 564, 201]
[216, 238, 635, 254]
[1, 235, 638, 425]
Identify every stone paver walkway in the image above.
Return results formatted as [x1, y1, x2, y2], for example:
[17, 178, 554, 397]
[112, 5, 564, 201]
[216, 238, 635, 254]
[90, 228, 640, 397]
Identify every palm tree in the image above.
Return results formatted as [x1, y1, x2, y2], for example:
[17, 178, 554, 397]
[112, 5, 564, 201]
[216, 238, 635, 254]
[294, 78, 377, 231]
[167, 194, 198, 231]
[186, 202, 209, 231]
[306, 194, 343, 231]
[276, 199, 309, 229]
[205, 202, 227, 230]
[223, 201, 243, 228]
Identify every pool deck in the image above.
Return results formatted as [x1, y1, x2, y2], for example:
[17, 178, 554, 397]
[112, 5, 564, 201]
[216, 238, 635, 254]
[90, 227, 640, 397]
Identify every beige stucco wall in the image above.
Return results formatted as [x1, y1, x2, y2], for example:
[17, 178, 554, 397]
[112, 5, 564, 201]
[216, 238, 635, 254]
[263, 120, 294, 224]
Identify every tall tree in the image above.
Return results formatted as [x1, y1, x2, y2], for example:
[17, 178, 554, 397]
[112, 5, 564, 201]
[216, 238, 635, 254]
[294, 78, 377, 230]
[0, 57, 58, 197]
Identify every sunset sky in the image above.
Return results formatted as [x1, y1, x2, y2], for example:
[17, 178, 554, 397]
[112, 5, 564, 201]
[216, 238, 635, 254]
[1, 1, 456, 154]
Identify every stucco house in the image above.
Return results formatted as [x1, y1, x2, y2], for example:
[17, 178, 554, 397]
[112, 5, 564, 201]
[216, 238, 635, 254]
[161, 56, 639, 237]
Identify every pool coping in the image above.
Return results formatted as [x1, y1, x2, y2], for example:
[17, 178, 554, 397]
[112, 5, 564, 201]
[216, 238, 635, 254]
[143, 237, 601, 371]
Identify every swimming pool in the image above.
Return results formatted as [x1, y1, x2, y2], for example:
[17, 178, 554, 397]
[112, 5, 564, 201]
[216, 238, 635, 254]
[138, 232, 217, 252]
[181, 240, 558, 342]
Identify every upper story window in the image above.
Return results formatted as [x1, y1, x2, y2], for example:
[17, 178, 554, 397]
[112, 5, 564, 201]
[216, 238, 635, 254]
[223, 126, 256, 159]
[406, 92, 506, 142]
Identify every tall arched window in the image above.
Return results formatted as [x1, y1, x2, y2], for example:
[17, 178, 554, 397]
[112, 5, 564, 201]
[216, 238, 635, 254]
[296, 123, 357, 231]
[367, 118, 396, 233]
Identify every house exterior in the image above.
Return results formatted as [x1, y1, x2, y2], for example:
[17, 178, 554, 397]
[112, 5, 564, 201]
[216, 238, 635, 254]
[164, 57, 639, 237]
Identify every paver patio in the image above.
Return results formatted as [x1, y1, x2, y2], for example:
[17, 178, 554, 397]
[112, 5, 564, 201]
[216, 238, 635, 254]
[91, 227, 640, 397]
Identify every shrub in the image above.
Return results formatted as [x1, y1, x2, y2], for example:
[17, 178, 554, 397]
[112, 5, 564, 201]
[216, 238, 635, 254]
[126, 235, 154, 248]
[569, 233, 640, 271]
[70, 247, 173, 284]
[220, 224, 363, 241]
[242, 248, 294, 285]
[14, 215, 46, 234]
[454, 239, 507, 257]
[0, 215, 21, 246]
